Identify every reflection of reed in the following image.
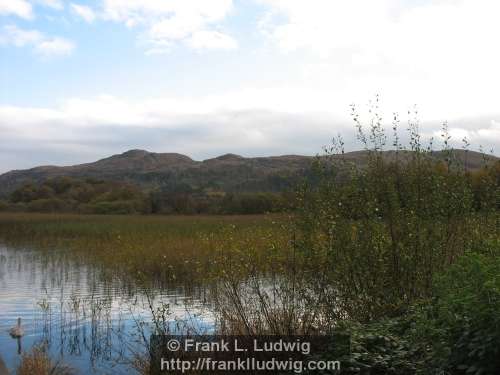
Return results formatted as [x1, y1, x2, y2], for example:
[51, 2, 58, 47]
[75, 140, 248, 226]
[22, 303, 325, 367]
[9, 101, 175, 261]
[35, 292, 131, 368]
[16, 246, 140, 371]
[33, 288, 213, 373]
[1, 239, 217, 373]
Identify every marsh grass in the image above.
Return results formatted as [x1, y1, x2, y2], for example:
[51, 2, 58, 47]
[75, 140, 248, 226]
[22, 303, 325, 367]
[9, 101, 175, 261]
[17, 345, 74, 375]
[0, 213, 286, 373]
[0, 213, 281, 289]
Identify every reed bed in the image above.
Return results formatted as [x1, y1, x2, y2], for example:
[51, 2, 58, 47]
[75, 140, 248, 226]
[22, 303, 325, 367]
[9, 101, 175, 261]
[0, 213, 285, 289]
[17, 346, 74, 375]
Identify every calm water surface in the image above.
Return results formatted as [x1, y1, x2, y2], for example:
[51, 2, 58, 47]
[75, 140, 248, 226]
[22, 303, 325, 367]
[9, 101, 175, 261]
[0, 245, 212, 374]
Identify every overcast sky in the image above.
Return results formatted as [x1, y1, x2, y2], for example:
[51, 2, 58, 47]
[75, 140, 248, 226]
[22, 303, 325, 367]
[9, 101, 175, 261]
[1, 0, 499, 173]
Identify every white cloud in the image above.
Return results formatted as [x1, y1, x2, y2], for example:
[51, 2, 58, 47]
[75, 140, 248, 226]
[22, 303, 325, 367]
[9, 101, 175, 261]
[256, 0, 500, 120]
[71, 3, 96, 23]
[0, 91, 498, 154]
[432, 120, 500, 147]
[102, 0, 233, 25]
[34, 0, 64, 10]
[1, 1, 500, 171]
[0, 25, 75, 57]
[35, 37, 75, 56]
[187, 30, 237, 50]
[0, 0, 64, 20]
[257, 0, 393, 54]
[0, 25, 43, 46]
[101, 0, 237, 51]
[0, 95, 335, 173]
[0, 89, 498, 172]
[0, 0, 33, 19]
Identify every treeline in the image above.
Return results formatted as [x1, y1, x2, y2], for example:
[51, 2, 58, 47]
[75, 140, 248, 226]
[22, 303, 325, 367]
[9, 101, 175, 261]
[1, 177, 148, 214]
[149, 190, 290, 214]
[0, 176, 289, 214]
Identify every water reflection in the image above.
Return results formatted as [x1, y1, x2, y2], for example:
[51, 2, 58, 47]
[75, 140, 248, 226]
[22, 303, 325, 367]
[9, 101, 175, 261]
[0, 245, 212, 374]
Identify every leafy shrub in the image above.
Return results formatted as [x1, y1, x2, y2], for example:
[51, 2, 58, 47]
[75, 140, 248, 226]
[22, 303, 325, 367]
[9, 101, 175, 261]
[205, 103, 498, 339]
[220, 192, 285, 214]
[428, 244, 500, 374]
[292, 109, 498, 321]
[332, 318, 424, 375]
[9, 176, 150, 214]
[81, 199, 144, 214]
[318, 245, 500, 375]
[0, 200, 8, 211]
[27, 198, 70, 212]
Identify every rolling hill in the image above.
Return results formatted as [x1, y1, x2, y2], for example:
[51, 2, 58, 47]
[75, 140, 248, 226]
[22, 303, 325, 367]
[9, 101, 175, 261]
[0, 149, 496, 197]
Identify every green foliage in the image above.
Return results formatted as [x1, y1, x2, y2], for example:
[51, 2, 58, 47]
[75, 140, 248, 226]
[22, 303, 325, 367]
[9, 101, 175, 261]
[333, 318, 424, 375]
[204, 103, 498, 374]
[220, 192, 286, 214]
[292, 110, 498, 321]
[427, 245, 500, 374]
[0, 199, 8, 211]
[330, 244, 500, 375]
[149, 190, 287, 215]
[81, 199, 144, 214]
[27, 198, 70, 212]
[469, 161, 500, 211]
[9, 176, 150, 214]
[9, 176, 290, 215]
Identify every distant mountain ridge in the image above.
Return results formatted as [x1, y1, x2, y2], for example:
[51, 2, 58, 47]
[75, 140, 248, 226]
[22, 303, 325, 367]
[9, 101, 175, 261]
[0, 150, 314, 196]
[0, 149, 496, 197]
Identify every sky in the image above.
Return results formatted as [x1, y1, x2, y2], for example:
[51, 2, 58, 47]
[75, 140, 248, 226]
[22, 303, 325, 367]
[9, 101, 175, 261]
[1, 0, 499, 172]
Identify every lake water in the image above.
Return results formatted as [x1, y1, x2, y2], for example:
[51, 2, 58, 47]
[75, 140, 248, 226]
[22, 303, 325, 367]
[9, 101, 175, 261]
[0, 245, 213, 374]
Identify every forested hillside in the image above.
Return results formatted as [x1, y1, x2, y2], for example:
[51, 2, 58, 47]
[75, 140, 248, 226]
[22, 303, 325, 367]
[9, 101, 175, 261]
[0, 149, 496, 214]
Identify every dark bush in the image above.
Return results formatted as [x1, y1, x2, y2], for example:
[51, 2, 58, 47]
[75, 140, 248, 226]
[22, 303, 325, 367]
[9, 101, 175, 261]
[81, 200, 144, 214]
[27, 198, 70, 213]
[8, 177, 150, 214]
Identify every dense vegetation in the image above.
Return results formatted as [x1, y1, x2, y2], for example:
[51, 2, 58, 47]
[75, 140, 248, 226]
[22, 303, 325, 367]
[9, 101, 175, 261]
[0, 151, 495, 217]
[0, 176, 288, 214]
[207, 108, 499, 374]
[149, 189, 288, 214]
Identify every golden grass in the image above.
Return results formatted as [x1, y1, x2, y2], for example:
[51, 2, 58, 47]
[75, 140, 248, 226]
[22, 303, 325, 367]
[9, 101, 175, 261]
[0, 212, 286, 287]
[17, 346, 73, 375]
